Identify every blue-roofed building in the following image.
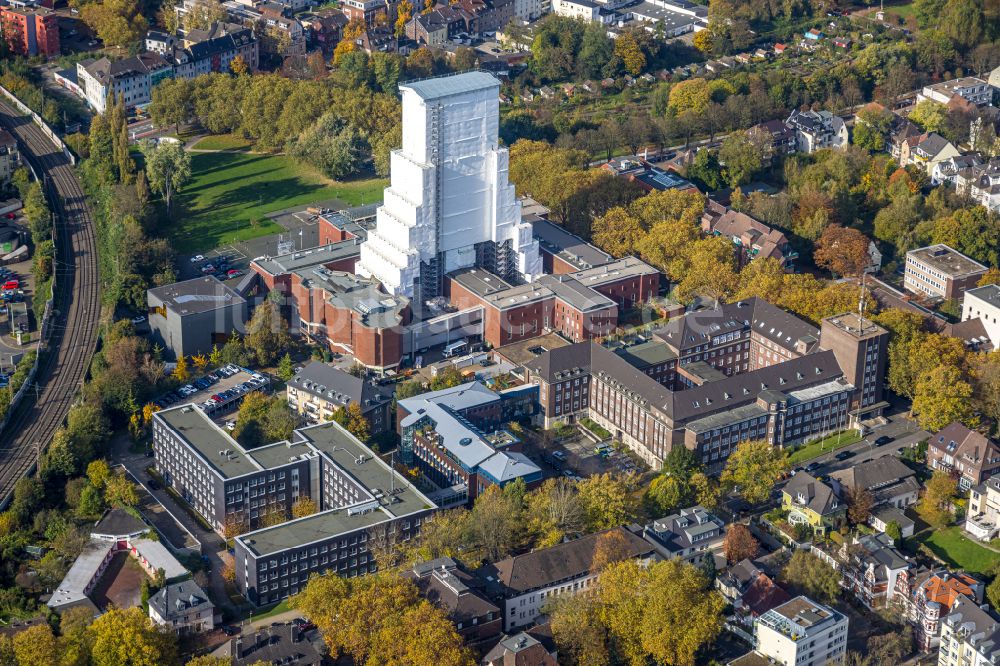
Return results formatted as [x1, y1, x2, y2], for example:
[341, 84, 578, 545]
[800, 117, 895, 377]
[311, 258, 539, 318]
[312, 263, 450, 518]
[397, 381, 541, 504]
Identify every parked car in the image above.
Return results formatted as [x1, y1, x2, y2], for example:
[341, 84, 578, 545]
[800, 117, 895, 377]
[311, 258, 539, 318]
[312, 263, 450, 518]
[201, 264, 215, 273]
[835, 450, 855, 461]
[147, 479, 159, 490]
[552, 451, 567, 462]
[873, 435, 892, 447]
[189, 255, 204, 263]
[805, 461, 822, 473]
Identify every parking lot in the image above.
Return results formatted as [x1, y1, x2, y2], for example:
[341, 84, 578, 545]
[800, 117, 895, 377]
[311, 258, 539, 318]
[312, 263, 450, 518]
[154, 365, 272, 423]
[542, 428, 643, 479]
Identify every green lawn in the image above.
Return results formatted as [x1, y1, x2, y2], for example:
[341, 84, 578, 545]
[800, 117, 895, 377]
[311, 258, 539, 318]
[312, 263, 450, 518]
[250, 598, 292, 621]
[883, 1, 916, 19]
[787, 430, 862, 465]
[919, 526, 998, 575]
[191, 134, 254, 151]
[173, 152, 387, 253]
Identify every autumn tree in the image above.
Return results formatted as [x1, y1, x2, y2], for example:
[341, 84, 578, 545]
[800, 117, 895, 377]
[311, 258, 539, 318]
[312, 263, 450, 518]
[104, 471, 139, 508]
[675, 236, 739, 306]
[245, 300, 291, 366]
[88, 607, 179, 666]
[183, 0, 227, 31]
[82, 0, 148, 47]
[918, 471, 957, 528]
[577, 473, 638, 532]
[718, 127, 773, 188]
[549, 594, 609, 666]
[846, 485, 875, 525]
[12, 623, 58, 666]
[525, 477, 585, 547]
[614, 31, 646, 76]
[291, 496, 318, 518]
[814, 225, 871, 279]
[723, 523, 758, 564]
[60, 605, 96, 666]
[469, 485, 523, 562]
[590, 528, 632, 574]
[720, 439, 788, 505]
[780, 550, 840, 604]
[912, 365, 977, 431]
[292, 572, 473, 665]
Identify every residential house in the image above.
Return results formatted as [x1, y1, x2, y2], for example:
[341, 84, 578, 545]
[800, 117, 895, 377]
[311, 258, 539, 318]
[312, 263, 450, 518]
[701, 205, 797, 270]
[754, 119, 798, 157]
[786, 109, 849, 153]
[889, 118, 924, 163]
[211, 624, 325, 665]
[285, 361, 393, 437]
[899, 132, 962, 175]
[481, 631, 558, 666]
[938, 595, 1000, 666]
[928, 422, 1000, 491]
[904, 244, 987, 301]
[828, 457, 920, 510]
[404, 557, 502, 648]
[966, 474, 1000, 540]
[478, 527, 655, 632]
[736, 596, 849, 666]
[407, 5, 471, 45]
[803, 28, 824, 41]
[641, 505, 726, 564]
[968, 157, 1000, 211]
[147, 580, 217, 635]
[814, 532, 911, 610]
[931, 153, 984, 187]
[869, 505, 915, 539]
[919, 77, 994, 107]
[896, 569, 984, 652]
[718, 559, 791, 620]
[781, 472, 843, 536]
[76, 53, 173, 113]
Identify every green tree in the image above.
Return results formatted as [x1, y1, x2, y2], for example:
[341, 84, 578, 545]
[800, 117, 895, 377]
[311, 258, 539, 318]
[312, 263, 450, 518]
[245, 300, 290, 367]
[720, 439, 787, 505]
[718, 128, 773, 188]
[277, 353, 295, 381]
[780, 550, 840, 604]
[576, 22, 614, 79]
[918, 471, 957, 528]
[909, 99, 948, 134]
[577, 473, 638, 531]
[12, 624, 58, 666]
[140, 140, 191, 216]
[853, 104, 894, 152]
[149, 78, 193, 134]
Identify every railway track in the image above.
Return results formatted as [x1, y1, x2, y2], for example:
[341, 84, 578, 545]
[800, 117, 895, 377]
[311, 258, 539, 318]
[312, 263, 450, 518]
[0, 100, 100, 507]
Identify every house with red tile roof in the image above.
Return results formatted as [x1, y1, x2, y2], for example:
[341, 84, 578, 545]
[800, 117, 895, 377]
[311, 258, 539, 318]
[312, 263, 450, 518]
[895, 569, 984, 651]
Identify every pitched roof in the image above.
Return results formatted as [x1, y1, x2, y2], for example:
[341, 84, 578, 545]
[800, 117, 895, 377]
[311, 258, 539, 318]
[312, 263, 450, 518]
[148, 580, 213, 620]
[931, 422, 1000, 469]
[784, 473, 839, 516]
[482, 528, 652, 595]
[741, 573, 791, 616]
[829, 457, 916, 495]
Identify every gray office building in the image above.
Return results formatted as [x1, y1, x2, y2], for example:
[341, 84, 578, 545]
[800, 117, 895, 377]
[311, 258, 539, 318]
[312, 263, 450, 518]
[147, 276, 248, 359]
[152, 405, 438, 606]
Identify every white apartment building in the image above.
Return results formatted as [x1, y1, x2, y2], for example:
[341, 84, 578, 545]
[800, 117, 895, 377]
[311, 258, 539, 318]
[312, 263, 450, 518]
[551, 0, 603, 22]
[918, 77, 994, 107]
[754, 596, 849, 666]
[786, 109, 849, 153]
[76, 53, 173, 113]
[357, 72, 542, 301]
[904, 244, 987, 301]
[0, 130, 19, 186]
[938, 595, 1000, 666]
[962, 284, 1000, 350]
[966, 475, 1000, 541]
[513, 0, 546, 21]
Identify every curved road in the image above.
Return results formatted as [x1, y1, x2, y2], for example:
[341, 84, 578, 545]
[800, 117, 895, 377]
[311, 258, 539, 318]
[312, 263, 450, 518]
[0, 101, 100, 507]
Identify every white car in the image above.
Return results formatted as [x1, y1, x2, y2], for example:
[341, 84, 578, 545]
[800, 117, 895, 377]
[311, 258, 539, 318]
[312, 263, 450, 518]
[131, 314, 146, 324]
[190, 255, 204, 263]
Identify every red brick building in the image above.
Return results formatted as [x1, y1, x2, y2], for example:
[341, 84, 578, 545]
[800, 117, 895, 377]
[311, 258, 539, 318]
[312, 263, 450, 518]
[1, 6, 59, 57]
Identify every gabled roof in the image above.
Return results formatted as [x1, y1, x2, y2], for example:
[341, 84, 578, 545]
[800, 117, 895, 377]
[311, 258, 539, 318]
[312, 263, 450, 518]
[829, 457, 916, 494]
[784, 472, 839, 516]
[741, 573, 791, 616]
[931, 423, 1000, 468]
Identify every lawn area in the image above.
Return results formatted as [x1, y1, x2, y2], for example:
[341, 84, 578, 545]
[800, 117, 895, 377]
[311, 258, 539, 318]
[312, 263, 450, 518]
[250, 598, 292, 621]
[787, 430, 862, 465]
[173, 151, 387, 253]
[918, 526, 997, 575]
[191, 134, 253, 151]
[883, 0, 916, 19]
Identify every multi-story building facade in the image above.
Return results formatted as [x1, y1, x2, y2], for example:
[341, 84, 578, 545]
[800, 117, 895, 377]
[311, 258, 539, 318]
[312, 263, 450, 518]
[813, 533, 912, 610]
[918, 77, 994, 106]
[0, 6, 58, 57]
[641, 505, 725, 563]
[446, 256, 658, 348]
[152, 405, 439, 606]
[938, 595, 1000, 666]
[786, 109, 849, 153]
[904, 244, 988, 301]
[404, 557, 503, 648]
[751, 596, 849, 666]
[357, 72, 542, 300]
[146, 276, 248, 360]
[479, 527, 655, 631]
[896, 569, 984, 652]
[165, 23, 259, 78]
[397, 382, 541, 505]
[285, 361, 393, 436]
[961, 284, 1000, 350]
[77, 53, 173, 113]
[967, 474, 1000, 541]
[928, 422, 1000, 491]
[524, 300, 887, 470]
[897, 132, 962, 176]
[530, 218, 614, 276]
[0, 130, 19, 186]
[828, 457, 921, 510]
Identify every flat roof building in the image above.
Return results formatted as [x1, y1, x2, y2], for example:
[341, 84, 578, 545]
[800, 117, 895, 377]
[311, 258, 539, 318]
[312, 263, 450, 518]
[904, 244, 987, 301]
[147, 275, 248, 360]
[754, 596, 848, 666]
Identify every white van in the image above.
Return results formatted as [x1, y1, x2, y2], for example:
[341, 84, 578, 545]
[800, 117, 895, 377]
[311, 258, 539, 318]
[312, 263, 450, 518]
[443, 339, 468, 358]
